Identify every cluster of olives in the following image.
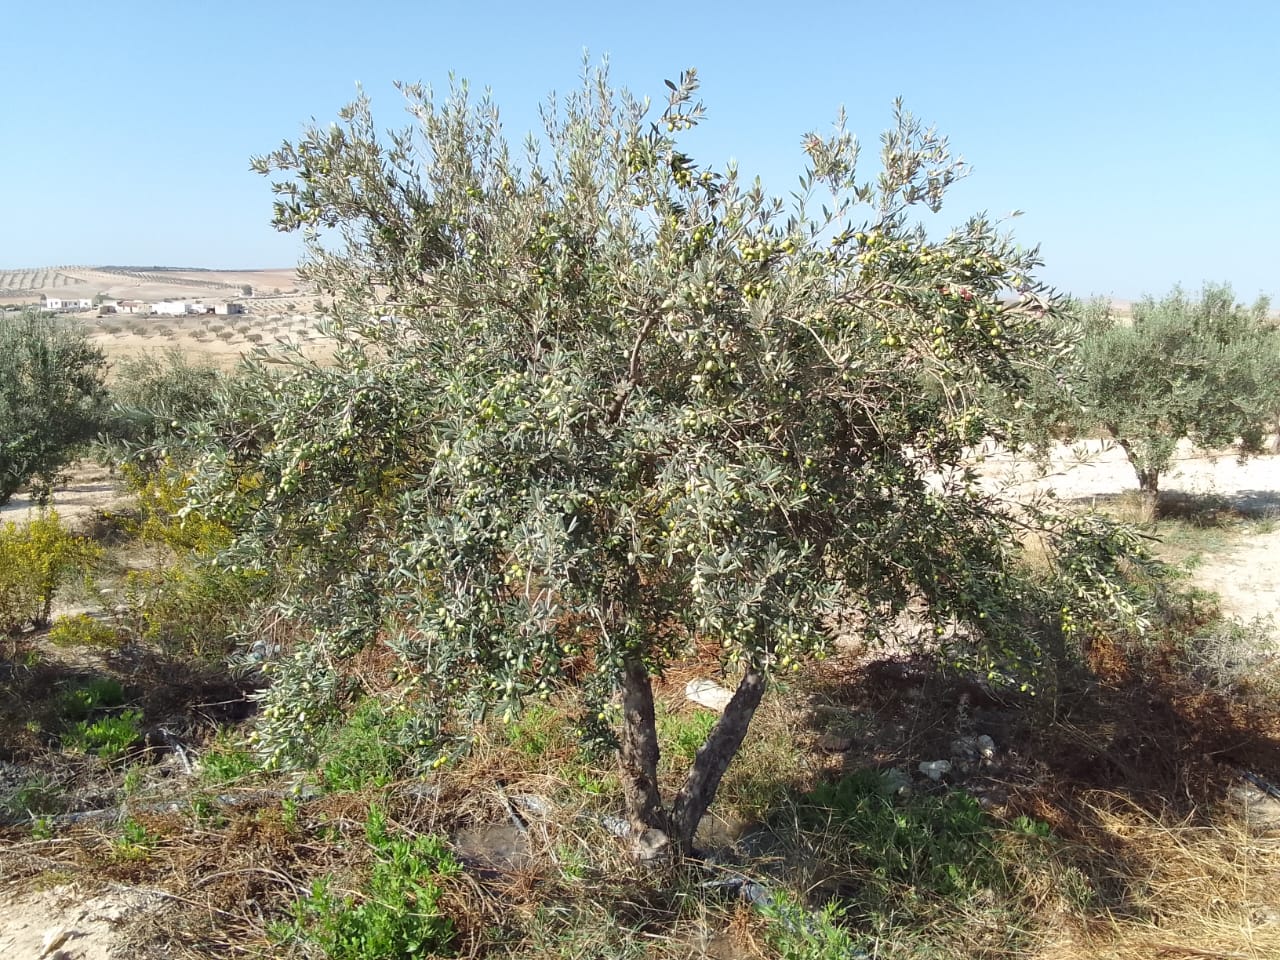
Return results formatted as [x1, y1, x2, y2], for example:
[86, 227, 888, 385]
[738, 237, 780, 263]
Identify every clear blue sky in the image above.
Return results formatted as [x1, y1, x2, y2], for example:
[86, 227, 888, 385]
[4, 0, 1276, 302]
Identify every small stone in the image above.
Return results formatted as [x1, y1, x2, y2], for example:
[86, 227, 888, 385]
[879, 768, 912, 797]
[511, 793, 552, 816]
[918, 759, 952, 781]
[976, 735, 996, 759]
[600, 815, 629, 838]
[39, 927, 70, 958]
[1230, 783, 1280, 833]
[817, 732, 852, 753]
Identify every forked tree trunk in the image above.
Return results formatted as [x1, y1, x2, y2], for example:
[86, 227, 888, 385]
[668, 666, 766, 847]
[617, 657, 768, 857]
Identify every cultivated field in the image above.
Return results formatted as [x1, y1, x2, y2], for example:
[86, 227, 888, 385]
[0, 265, 307, 308]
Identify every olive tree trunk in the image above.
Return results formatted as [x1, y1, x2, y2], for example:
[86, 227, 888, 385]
[618, 658, 767, 857]
[1111, 432, 1161, 515]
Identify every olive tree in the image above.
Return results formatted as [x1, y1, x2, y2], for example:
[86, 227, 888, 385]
[190, 65, 1144, 855]
[1067, 285, 1279, 505]
[0, 309, 108, 505]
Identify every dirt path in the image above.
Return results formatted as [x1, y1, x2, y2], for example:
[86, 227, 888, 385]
[0, 463, 133, 532]
[0, 884, 155, 960]
[980, 438, 1280, 621]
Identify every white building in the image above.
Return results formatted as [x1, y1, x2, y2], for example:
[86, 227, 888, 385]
[213, 301, 245, 315]
[44, 297, 93, 312]
[153, 300, 197, 316]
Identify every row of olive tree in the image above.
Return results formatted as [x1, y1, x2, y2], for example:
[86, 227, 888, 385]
[1019, 285, 1280, 508]
[177, 64, 1157, 856]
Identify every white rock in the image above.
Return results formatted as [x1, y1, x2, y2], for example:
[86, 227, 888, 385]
[634, 827, 671, 861]
[918, 760, 952, 781]
[39, 926, 70, 958]
[685, 679, 733, 712]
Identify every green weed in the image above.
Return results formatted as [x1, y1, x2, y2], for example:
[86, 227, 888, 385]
[761, 896, 861, 960]
[1, 775, 65, 819]
[113, 817, 157, 861]
[57, 676, 125, 721]
[273, 804, 458, 959]
[122, 765, 143, 796]
[63, 709, 142, 759]
[798, 770, 1010, 898]
[189, 794, 226, 827]
[199, 734, 259, 785]
[319, 698, 421, 793]
[761, 769, 1062, 958]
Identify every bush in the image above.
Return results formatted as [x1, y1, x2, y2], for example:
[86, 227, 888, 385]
[0, 511, 101, 633]
[123, 556, 258, 659]
[116, 466, 261, 658]
[0, 309, 108, 504]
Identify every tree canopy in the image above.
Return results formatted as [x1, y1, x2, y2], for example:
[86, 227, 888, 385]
[188, 64, 1149, 854]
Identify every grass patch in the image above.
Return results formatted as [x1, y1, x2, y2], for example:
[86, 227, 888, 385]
[657, 704, 717, 767]
[47, 613, 121, 649]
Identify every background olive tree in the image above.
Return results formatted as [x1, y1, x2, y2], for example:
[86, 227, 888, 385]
[97, 347, 222, 472]
[0, 308, 108, 505]
[189, 64, 1148, 855]
[1062, 285, 1279, 507]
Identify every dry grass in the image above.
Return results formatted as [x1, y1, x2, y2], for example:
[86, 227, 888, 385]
[1037, 796, 1280, 960]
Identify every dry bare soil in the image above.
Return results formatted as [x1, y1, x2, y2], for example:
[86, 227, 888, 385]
[981, 438, 1280, 621]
